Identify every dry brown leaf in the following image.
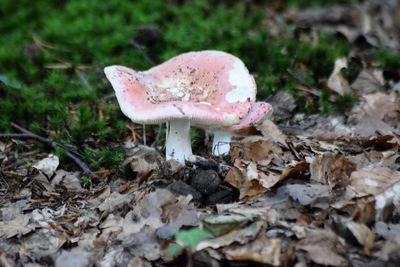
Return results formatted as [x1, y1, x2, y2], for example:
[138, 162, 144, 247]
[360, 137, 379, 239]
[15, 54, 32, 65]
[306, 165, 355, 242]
[256, 120, 288, 146]
[346, 221, 375, 247]
[327, 57, 350, 96]
[32, 154, 59, 177]
[196, 221, 264, 251]
[354, 114, 397, 137]
[123, 143, 164, 181]
[0, 213, 35, 239]
[225, 165, 267, 199]
[98, 191, 135, 213]
[310, 153, 356, 189]
[297, 228, 348, 266]
[351, 68, 384, 96]
[51, 169, 82, 192]
[363, 92, 399, 121]
[224, 234, 281, 266]
[119, 189, 176, 237]
[156, 195, 199, 239]
[346, 167, 400, 199]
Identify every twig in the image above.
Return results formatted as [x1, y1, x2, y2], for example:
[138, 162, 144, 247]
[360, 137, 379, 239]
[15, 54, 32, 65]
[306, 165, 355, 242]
[5, 123, 96, 177]
[286, 69, 321, 97]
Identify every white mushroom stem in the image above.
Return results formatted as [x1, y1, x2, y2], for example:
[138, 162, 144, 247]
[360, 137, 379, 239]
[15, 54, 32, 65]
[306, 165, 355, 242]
[166, 120, 192, 164]
[212, 130, 232, 156]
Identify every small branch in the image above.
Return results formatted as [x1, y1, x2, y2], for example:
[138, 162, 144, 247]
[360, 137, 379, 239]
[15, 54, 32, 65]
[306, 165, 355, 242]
[286, 69, 321, 97]
[4, 123, 96, 177]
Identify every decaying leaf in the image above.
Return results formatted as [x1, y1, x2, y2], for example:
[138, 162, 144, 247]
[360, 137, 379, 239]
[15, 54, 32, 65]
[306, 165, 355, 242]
[196, 221, 264, 251]
[0, 213, 35, 239]
[124, 142, 164, 181]
[363, 92, 399, 122]
[345, 167, 400, 199]
[32, 154, 59, 177]
[310, 153, 356, 189]
[203, 213, 253, 237]
[51, 170, 82, 192]
[297, 228, 348, 266]
[224, 234, 281, 266]
[351, 68, 384, 96]
[256, 120, 288, 146]
[98, 191, 135, 213]
[225, 165, 267, 199]
[280, 183, 331, 206]
[354, 114, 397, 137]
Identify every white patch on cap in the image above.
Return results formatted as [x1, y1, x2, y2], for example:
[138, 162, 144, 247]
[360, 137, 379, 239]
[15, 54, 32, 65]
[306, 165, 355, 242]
[226, 60, 255, 103]
[223, 113, 237, 125]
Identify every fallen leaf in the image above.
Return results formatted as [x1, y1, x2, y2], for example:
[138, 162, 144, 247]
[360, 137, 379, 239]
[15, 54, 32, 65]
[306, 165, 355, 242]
[55, 251, 89, 267]
[351, 68, 384, 96]
[267, 91, 296, 122]
[363, 92, 398, 122]
[346, 220, 375, 247]
[196, 221, 264, 251]
[119, 189, 175, 237]
[310, 153, 356, 189]
[297, 228, 348, 266]
[224, 234, 281, 266]
[279, 183, 331, 206]
[256, 120, 288, 146]
[33, 154, 59, 177]
[225, 165, 267, 199]
[203, 214, 253, 237]
[51, 170, 82, 192]
[98, 191, 135, 213]
[327, 57, 350, 96]
[354, 114, 397, 137]
[0, 213, 35, 239]
[345, 167, 400, 199]
[124, 143, 164, 181]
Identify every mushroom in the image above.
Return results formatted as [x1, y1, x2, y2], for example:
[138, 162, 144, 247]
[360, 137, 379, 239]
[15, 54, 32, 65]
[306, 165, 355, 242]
[211, 102, 273, 156]
[104, 50, 256, 164]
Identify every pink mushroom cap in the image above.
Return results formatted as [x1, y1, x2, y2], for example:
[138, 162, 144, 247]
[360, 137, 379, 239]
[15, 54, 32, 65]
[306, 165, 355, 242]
[225, 102, 273, 132]
[104, 50, 256, 127]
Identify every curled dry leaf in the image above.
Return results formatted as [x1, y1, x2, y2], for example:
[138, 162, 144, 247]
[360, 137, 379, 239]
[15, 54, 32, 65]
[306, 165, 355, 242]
[327, 57, 350, 96]
[156, 195, 199, 239]
[120, 191, 171, 236]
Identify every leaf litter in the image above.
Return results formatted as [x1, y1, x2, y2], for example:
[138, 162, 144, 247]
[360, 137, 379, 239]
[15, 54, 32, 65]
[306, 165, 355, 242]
[1, 1, 400, 266]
